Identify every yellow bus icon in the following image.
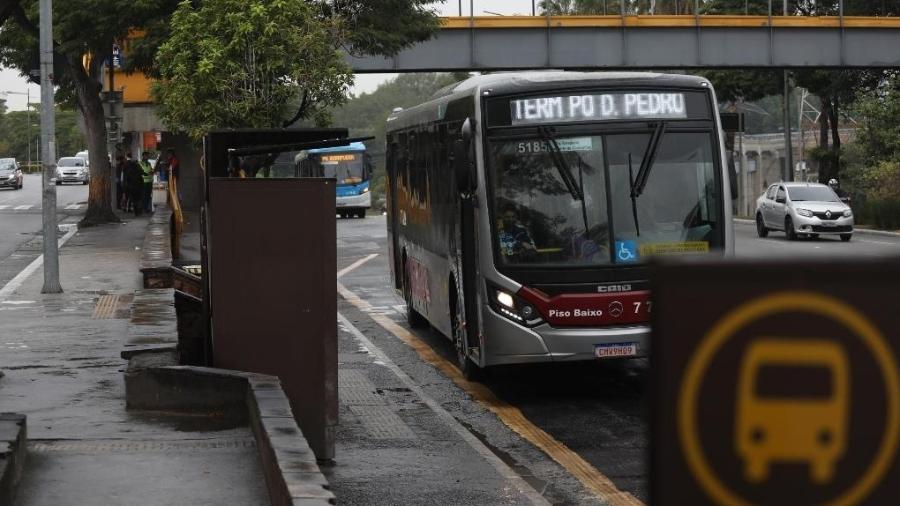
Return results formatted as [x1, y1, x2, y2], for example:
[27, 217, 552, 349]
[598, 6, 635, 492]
[736, 339, 850, 484]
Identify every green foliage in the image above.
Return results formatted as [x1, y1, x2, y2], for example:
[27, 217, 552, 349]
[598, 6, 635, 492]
[858, 198, 900, 230]
[317, 0, 442, 57]
[0, 103, 85, 168]
[153, 0, 354, 141]
[848, 88, 900, 167]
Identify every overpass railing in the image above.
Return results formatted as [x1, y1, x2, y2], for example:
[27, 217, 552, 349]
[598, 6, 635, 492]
[449, 0, 896, 17]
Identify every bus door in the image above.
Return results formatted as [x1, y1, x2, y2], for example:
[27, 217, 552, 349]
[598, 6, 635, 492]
[455, 121, 480, 360]
[387, 141, 402, 289]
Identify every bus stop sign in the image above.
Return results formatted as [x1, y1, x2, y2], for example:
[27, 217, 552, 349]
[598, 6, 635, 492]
[650, 259, 900, 505]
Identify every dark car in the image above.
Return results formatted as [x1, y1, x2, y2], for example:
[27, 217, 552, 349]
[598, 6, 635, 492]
[0, 158, 23, 190]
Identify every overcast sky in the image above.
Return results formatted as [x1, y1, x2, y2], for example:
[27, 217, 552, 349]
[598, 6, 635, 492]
[0, 1, 537, 110]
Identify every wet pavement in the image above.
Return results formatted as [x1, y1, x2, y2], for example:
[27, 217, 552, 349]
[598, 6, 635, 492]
[331, 214, 900, 505]
[0, 215, 268, 505]
[333, 216, 605, 505]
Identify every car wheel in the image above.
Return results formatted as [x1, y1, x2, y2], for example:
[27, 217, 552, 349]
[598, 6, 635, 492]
[841, 233, 852, 242]
[785, 217, 796, 241]
[756, 214, 769, 238]
[403, 255, 429, 329]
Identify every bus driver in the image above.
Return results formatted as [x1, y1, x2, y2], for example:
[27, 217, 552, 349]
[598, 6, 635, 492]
[498, 204, 537, 262]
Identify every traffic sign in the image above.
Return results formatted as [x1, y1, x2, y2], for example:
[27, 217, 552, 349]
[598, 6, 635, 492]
[650, 259, 900, 505]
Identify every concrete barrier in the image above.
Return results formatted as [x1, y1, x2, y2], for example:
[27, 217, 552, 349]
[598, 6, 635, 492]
[124, 360, 335, 506]
[0, 413, 27, 505]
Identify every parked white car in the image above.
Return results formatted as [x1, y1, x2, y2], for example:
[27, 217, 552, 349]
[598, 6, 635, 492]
[755, 182, 854, 242]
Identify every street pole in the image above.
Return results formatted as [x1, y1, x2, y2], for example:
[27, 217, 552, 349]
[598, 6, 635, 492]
[40, 0, 62, 294]
[26, 90, 31, 170]
[107, 46, 117, 210]
[781, 0, 794, 182]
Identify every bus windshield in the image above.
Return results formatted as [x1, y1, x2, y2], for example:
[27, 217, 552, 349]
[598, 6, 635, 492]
[307, 152, 365, 185]
[489, 132, 720, 266]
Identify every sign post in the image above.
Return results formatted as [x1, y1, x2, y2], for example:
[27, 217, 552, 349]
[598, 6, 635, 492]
[651, 259, 900, 505]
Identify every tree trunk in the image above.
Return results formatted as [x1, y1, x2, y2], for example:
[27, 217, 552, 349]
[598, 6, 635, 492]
[829, 95, 841, 182]
[818, 98, 830, 184]
[72, 60, 118, 227]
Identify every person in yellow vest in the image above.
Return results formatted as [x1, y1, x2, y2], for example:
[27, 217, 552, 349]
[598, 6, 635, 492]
[139, 152, 154, 213]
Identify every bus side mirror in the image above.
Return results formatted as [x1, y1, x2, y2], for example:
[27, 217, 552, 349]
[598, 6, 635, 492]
[454, 119, 475, 193]
[728, 158, 738, 200]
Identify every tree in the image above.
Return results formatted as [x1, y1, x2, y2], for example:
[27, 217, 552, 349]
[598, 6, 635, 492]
[0, 0, 179, 226]
[318, 0, 442, 57]
[153, 0, 353, 141]
[701, 0, 900, 183]
[153, 0, 443, 139]
[0, 103, 84, 165]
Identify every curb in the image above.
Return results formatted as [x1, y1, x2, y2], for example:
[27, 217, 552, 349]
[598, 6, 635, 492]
[0, 413, 27, 506]
[734, 218, 900, 238]
[140, 204, 174, 289]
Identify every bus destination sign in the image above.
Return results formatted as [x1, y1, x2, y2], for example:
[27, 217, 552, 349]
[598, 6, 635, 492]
[320, 154, 358, 163]
[510, 92, 688, 125]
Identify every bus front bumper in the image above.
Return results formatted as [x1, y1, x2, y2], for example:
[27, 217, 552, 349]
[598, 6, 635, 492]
[336, 192, 370, 210]
[481, 307, 650, 366]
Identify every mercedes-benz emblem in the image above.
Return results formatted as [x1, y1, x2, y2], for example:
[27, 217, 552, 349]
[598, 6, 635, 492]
[826, 210, 832, 219]
[609, 301, 624, 318]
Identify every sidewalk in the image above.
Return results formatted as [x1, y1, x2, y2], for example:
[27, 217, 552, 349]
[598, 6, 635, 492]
[0, 213, 269, 505]
[172, 219, 557, 505]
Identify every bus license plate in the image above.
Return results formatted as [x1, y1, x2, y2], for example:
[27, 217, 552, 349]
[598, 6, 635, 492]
[595, 343, 637, 359]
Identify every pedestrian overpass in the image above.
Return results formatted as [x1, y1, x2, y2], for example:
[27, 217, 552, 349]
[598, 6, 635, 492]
[347, 16, 900, 72]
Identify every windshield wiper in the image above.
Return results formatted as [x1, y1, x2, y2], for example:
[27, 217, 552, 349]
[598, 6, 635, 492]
[538, 126, 592, 241]
[538, 126, 583, 201]
[628, 153, 641, 237]
[632, 122, 667, 198]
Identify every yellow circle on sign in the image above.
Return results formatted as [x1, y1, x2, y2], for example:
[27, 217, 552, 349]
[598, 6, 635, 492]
[677, 291, 900, 506]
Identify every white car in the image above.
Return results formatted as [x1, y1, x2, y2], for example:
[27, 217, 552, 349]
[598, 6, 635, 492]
[755, 182, 854, 242]
[55, 157, 91, 185]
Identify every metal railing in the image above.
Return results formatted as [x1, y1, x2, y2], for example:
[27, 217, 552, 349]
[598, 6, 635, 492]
[448, 0, 883, 19]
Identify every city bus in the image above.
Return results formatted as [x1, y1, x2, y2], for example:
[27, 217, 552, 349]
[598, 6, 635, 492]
[298, 142, 372, 218]
[385, 72, 735, 377]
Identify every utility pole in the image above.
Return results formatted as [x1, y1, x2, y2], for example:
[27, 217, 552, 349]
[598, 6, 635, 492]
[40, 0, 62, 294]
[107, 45, 117, 209]
[781, 0, 794, 182]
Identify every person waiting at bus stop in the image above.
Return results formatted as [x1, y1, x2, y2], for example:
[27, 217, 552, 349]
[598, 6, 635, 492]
[139, 152, 154, 213]
[498, 203, 537, 262]
[123, 153, 144, 217]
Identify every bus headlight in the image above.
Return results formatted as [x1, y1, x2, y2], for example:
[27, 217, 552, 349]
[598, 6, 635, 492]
[496, 291, 515, 309]
[362, 186, 369, 193]
[489, 285, 542, 327]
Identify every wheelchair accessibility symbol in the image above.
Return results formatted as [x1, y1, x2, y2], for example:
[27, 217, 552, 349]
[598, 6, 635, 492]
[616, 241, 638, 263]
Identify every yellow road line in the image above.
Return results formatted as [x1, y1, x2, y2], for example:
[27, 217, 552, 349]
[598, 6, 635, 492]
[337, 281, 644, 506]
